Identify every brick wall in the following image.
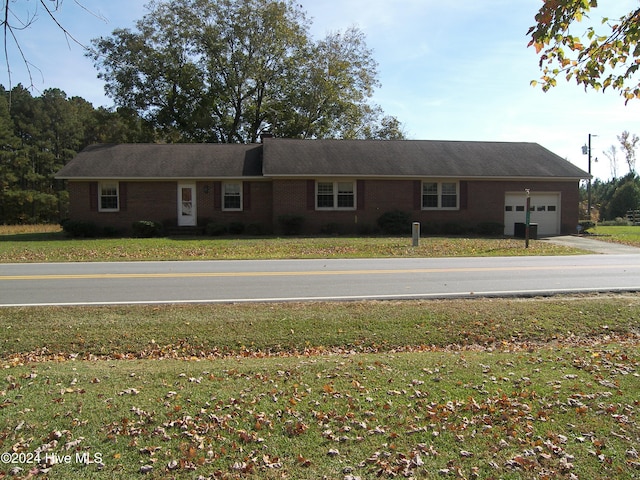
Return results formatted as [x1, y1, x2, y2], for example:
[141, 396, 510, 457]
[271, 178, 580, 235]
[68, 181, 176, 233]
[68, 178, 580, 236]
[196, 180, 273, 232]
[68, 180, 273, 234]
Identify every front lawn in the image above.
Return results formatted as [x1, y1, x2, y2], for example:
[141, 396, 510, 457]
[0, 225, 582, 262]
[1, 296, 639, 479]
[594, 225, 640, 247]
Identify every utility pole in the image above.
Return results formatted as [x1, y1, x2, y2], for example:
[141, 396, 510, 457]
[525, 189, 531, 249]
[582, 134, 597, 219]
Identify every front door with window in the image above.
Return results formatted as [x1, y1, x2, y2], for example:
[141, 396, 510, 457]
[178, 183, 197, 226]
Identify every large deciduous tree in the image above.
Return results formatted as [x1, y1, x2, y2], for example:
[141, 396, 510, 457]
[89, 0, 403, 143]
[528, 1, 640, 102]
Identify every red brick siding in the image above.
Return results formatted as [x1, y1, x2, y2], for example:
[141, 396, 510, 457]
[68, 181, 177, 232]
[196, 181, 273, 230]
[68, 180, 273, 234]
[271, 179, 580, 235]
[68, 178, 579, 236]
[271, 179, 308, 215]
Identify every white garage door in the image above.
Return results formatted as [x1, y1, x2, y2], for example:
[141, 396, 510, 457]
[504, 192, 560, 236]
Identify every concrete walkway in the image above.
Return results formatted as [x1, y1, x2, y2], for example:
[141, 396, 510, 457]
[543, 235, 640, 254]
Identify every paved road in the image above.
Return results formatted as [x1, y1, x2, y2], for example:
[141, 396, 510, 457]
[2, 254, 640, 306]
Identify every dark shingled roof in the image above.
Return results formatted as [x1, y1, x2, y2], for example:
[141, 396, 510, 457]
[56, 143, 263, 179]
[56, 139, 589, 180]
[262, 138, 589, 179]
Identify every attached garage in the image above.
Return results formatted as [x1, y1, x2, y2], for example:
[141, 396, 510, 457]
[504, 192, 561, 236]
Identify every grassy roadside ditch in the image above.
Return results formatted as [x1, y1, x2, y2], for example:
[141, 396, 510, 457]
[1, 296, 639, 479]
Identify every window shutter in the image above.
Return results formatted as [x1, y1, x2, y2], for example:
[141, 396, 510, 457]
[413, 180, 422, 210]
[459, 181, 468, 210]
[213, 182, 222, 210]
[357, 180, 365, 210]
[89, 182, 98, 211]
[307, 180, 315, 210]
[243, 182, 251, 210]
[119, 182, 127, 211]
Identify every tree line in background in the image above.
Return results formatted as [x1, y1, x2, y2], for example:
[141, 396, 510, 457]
[0, 85, 157, 224]
[585, 131, 640, 223]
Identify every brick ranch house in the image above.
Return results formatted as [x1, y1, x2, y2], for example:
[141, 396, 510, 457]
[55, 138, 589, 236]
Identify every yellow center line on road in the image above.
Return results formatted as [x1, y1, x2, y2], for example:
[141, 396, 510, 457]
[0, 264, 636, 281]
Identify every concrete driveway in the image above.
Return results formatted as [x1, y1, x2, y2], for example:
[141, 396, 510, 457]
[543, 235, 640, 254]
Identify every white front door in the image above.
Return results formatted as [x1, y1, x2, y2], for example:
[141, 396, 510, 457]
[178, 183, 197, 226]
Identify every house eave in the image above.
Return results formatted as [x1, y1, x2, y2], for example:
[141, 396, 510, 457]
[262, 174, 589, 181]
[57, 174, 589, 182]
[55, 176, 269, 181]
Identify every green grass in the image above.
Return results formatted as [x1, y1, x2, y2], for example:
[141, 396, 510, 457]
[1, 227, 638, 478]
[1, 296, 639, 479]
[1, 298, 638, 359]
[594, 225, 640, 247]
[0, 232, 582, 263]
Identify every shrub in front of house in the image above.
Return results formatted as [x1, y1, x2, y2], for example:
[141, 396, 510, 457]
[321, 222, 344, 235]
[206, 222, 228, 236]
[131, 220, 163, 238]
[441, 222, 468, 235]
[61, 219, 99, 238]
[278, 214, 305, 235]
[475, 221, 504, 237]
[245, 223, 268, 236]
[102, 225, 121, 237]
[228, 222, 245, 235]
[420, 222, 441, 235]
[377, 210, 411, 235]
[357, 224, 375, 235]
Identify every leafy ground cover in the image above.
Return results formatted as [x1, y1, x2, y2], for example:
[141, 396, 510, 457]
[1, 296, 639, 479]
[0, 225, 582, 262]
[0, 298, 638, 358]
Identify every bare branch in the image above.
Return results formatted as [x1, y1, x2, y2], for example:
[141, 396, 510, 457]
[38, 0, 88, 51]
[2, 0, 107, 103]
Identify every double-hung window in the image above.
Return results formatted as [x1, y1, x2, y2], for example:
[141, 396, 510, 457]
[316, 181, 355, 210]
[223, 182, 242, 210]
[422, 181, 459, 210]
[99, 182, 119, 212]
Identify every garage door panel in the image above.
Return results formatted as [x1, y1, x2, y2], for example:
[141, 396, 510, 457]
[504, 193, 560, 236]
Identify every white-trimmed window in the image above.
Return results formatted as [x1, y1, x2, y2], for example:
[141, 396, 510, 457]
[316, 181, 355, 210]
[223, 182, 242, 210]
[99, 181, 119, 212]
[422, 181, 459, 210]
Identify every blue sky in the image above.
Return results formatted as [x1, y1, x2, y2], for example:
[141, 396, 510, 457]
[2, 0, 639, 180]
